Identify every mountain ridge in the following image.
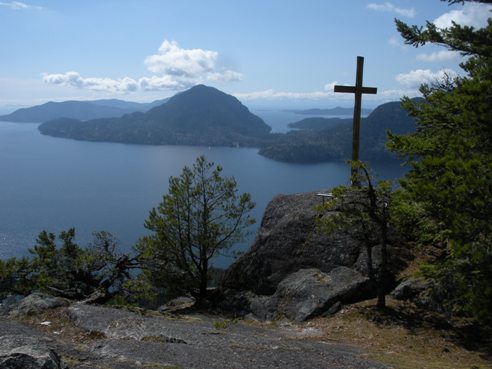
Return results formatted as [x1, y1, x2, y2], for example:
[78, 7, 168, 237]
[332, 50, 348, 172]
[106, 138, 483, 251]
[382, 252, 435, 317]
[0, 98, 168, 123]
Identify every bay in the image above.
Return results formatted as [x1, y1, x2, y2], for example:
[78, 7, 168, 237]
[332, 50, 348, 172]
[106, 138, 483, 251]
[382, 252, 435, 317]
[0, 114, 405, 267]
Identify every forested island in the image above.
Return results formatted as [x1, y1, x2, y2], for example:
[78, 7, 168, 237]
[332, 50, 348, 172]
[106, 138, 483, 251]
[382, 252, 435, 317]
[38, 85, 272, 147]
[260, 100, 417, 163]
[35, 84, 415, 164]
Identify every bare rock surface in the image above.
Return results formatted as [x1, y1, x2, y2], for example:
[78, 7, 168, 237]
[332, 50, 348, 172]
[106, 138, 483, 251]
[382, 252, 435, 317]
[233, 267, 372, 322]
[0, 334, 64, 369]
[272, 267, 371, 321]
[1, 303, 389, 369]
[8, 293, 69, 317]
[221, 191, 410, 320]
[222, 191, 371, 295]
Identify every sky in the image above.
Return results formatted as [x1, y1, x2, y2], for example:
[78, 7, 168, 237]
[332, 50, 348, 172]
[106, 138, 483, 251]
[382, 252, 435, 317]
[0, 0, 491, 111]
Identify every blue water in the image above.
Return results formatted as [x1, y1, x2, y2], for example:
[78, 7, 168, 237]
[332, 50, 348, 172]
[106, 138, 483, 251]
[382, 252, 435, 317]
[0, 114, 406, 267]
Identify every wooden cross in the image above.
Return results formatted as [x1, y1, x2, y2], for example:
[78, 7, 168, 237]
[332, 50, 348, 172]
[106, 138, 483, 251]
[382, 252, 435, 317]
[334, 56, 377, 187]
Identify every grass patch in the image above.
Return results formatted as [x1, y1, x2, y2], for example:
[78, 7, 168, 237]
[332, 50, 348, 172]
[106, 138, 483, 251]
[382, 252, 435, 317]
[213, 318, 239, 329]
[306, 298, 492, 369]
[15, 306, 107, 345]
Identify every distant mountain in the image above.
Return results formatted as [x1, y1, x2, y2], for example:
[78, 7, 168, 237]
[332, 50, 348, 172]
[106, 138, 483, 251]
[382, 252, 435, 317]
[285, 106, 372, 116]
[0, 98, 168, 123]
[259, 100, 417, 163]
[288, 117, 350, 130]
[39, 85, 272, 146]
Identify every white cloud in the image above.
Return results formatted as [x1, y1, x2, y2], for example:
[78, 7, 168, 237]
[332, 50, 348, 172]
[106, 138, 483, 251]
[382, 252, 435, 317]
[434, 2, 492, 29]
[144, 40, 241, 83]
[367, 2, 415, 18]
[416, 50, 460, 62]
[207, 70, 243, 82]
[145, 40, 217, 77]
[43, 71, 138, 93]
[43, 39, 241, 93]
[323, 81, 338, 91]
[395, 68, 458, 88]
[234, 87, 419, 103]
[233, 88, 336, 101]
[138, 75, 187, 91]
[0, 1, 42, 10]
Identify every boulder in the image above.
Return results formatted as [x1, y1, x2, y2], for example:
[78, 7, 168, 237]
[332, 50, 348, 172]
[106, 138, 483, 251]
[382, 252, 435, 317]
[267, 267, 370, 321]
[0, 295, 24, 316]
[222, 191, 367, 295]
[0, 334, 65, 369]
[158, 296, 196, 313]
[220, 267, 371, 321]
[391, 278, 432, 300]
[9, 293, 69, 317]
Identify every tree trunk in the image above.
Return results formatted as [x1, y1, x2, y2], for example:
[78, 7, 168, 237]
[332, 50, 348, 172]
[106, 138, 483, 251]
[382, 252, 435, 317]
[366, 245, 374, 281]
[198, 259, 208, 302]
[377, 224, 388, 309]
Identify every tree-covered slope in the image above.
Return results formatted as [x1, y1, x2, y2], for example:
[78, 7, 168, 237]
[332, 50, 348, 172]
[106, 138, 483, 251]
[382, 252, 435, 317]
[259, 100, 417, 163]
[39, 85, 271, 146]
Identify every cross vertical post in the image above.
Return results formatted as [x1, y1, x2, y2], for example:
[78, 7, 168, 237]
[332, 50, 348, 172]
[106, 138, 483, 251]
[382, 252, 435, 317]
[334, 56, 377, 187]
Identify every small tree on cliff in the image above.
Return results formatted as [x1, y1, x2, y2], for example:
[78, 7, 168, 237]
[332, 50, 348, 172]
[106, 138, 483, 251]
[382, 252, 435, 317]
[137, 156, 255, 302]
[318, 162, 393, 308]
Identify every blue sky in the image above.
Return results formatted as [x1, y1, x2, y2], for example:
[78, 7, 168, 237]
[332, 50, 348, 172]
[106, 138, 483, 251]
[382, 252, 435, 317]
[0, 0, 491, 110]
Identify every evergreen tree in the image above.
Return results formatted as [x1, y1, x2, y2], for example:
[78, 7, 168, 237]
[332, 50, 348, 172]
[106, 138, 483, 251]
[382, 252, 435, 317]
[389, 0, 492, 325]
[137, 156, 255, 302]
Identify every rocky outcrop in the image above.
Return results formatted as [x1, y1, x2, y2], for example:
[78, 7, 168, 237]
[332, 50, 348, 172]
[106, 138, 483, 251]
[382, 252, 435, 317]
[0, 335, 65, 369]
[222, 267, 371, 321]
[8, 293, 69, 317]
[220, 191, 410, 320]
[222, 191, 370, 295]
[272, 267, 371, 321]
[391, 278, 432, 301]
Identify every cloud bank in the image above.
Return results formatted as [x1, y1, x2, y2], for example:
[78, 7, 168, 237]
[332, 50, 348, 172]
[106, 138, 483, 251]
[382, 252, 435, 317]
[395, 68, 458, 88]
[43, 40, 241, 93]
[367, 2, 415, 18]
[434, 2, 492, 29]
[234, 82, 419, 102]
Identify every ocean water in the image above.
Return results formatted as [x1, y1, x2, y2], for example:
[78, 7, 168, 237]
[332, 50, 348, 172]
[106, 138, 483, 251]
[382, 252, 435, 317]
[0, 112, 405, 266]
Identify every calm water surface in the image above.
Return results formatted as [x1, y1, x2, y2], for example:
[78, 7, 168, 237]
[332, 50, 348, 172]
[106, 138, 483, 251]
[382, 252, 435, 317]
[0, 114, 405, 266]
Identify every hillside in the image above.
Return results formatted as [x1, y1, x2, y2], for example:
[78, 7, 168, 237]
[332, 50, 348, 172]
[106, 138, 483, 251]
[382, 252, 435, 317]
[259, 100, 417, 163]
[39, 85, 271, 146]
[0, 98, 167, 123]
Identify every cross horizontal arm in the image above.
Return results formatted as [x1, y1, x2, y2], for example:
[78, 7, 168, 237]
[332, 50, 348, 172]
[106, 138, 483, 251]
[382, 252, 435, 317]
[334, 85, 378, 94]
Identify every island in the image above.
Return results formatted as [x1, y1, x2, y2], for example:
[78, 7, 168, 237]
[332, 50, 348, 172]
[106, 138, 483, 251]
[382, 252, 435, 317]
[260, 100, 417, 163]
[39, 85, 272, 147]
[35, 85, 416, 164]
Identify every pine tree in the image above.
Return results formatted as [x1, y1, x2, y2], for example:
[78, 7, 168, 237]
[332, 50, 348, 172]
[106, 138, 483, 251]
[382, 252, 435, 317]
[137, 156, 255, 302]
[389, 0, 492, 325]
